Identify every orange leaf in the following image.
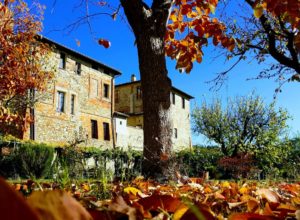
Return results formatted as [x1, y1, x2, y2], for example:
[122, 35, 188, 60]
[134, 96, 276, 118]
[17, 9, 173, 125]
[27, 190, 92, 220]
[180, 204, 215, 220]
[253, 5, 264, 18]
[229, 213, 279, 220]
[247, 198, 259, 212]
[75, 39, 81, 47]
[98, 39, 111, 48]
[0, 178, 39, 220]
[276, 204, 297, 212]
[263, 202, 274, 216]
[173, 204, 189, 220]
[137, 194, 182, 212]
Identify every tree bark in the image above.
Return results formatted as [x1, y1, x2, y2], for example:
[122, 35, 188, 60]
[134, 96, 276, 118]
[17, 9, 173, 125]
[121, 0, 174, 180]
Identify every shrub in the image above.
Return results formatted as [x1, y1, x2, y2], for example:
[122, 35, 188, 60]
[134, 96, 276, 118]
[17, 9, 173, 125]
[218, 153, 257, 179]
[15, 143, 55, 179]
[176, 146, 223, 178]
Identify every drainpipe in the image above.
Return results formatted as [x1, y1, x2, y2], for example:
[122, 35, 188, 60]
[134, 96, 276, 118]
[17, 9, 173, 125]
[111, 74, 120, 149]
[29, 89, 35, 140]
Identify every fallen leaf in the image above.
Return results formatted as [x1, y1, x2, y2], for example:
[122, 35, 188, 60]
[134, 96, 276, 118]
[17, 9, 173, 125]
[256, 188, 280, 204]
[28, 190, 92, 220]
[247, 198, 259, 212]
[137, 194, 182, 212]
[124, 186, 142, 196]
[229, 213, 279, 220]
[263, 202, 274, 216]
[173, 204, 189, 220]
[108, 196, 137, 220]
[180, 204, 215, 220]
[0, 178, 39, 220]
[228, 201, 246, 209]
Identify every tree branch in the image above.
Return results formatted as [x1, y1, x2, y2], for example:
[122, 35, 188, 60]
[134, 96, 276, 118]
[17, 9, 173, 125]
[244, 0, 300, 74]
[151, 0, 174, 34]
[120, 0, 151, 38]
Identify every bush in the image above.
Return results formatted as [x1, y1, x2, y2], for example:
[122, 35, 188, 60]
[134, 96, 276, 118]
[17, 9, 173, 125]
[0, 141, 55, 179]
[218, 153, 258, 179]
[55, 146, 142, 181]
[176, 146, 223, 178]
[15, 143, 55, 179]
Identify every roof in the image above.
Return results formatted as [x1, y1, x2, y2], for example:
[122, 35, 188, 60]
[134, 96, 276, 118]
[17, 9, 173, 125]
[39, 36, 121, 77]
[116, 80, 194, 99]
[113, 111, 129, 118]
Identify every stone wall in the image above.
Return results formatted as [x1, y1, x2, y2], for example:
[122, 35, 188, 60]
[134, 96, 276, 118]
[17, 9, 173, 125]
[170, 93, 192, 150]
[115, 83, 143, 114]
[25, 48, 115, 148]
[127, 126, 143, 150]
[115, 81, 192, 151]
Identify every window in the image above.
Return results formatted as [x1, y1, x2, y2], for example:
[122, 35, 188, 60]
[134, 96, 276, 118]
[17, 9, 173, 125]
[136, 86, 142, 99]
[57, 91, 65, 112]
[103, 122, 110, 141]
[182, 97, 185, 109]
[172, 92, 176, 104]
[174, 128, 178, 139]
[59, 53, 66, 69]
[90, 79, 98, 98]
[91, 120, 98, 139]
[71, 94, 75, 115]
[104, 83, 109, 99]
[75, 62, 81, 75]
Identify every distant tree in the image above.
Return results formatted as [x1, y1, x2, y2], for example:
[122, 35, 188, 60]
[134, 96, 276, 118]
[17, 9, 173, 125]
[215, 0, 300, 88]
[280, 136, 300, 178]
[192, 93, 289, 157]
[0, 0, 53, 137]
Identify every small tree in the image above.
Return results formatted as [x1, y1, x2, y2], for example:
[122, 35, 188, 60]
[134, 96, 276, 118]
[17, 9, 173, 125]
[0, 0, 53, 137]
[192, 93, 289, 158]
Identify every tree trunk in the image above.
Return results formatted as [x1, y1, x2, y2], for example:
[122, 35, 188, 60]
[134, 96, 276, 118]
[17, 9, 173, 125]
[121, 0, 174, 180]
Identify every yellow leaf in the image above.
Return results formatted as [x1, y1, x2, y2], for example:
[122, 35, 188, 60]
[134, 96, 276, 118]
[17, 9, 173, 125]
[124, 186, 142, 196]
[173, 204, 189, 220]
[81, 183, 90, 192]
[180, 40, 189, 47]
[209, 4, 216, 14]
[253, 6, 264, 18]
[170, 13, 177, 22]
[239, 186, 249, 194]
[222, 181, 230, 188]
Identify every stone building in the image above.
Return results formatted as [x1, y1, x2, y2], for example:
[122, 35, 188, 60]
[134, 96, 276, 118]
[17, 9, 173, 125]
[23, 37, 121, 148]
[114, 75, 194, 150]
[20, 38, 193, 150]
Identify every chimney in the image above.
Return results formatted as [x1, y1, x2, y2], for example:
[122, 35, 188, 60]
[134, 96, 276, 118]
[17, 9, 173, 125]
[131, 74, 136, 82]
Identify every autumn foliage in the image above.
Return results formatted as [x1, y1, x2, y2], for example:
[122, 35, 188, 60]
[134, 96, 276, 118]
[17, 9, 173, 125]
[0, 0, 53, 135]
[252, 0, 300, 29]
[165, 0, 235, 73]
[2, 177, 300, 220]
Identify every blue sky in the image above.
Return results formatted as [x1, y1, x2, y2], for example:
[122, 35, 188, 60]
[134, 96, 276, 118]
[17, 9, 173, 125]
[33, 0, 300, 145]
